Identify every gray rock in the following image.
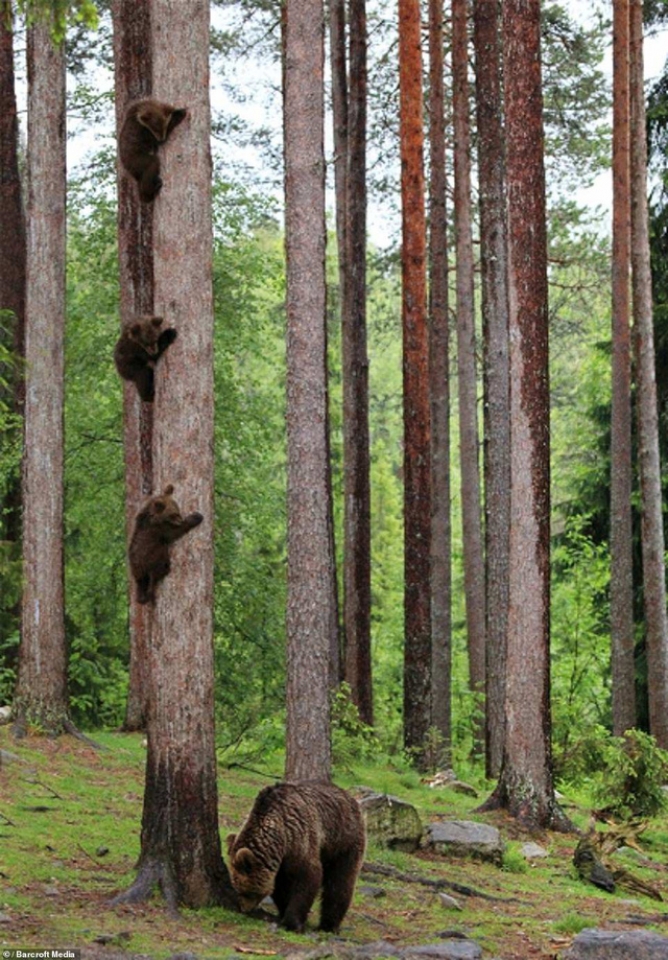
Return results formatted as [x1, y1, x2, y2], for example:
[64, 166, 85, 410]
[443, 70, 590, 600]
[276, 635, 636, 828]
[559, 929, 668, 959]
[447, 781, 479, 798]
[359, 885, 387, 898]
[423, 820, 505, 866]
[358, 794, 423, 852]
[521, 841, 548, 860]
[438, 893, 462, 910]
[0, 913, 11, 923]
[404, 942, 482, 960]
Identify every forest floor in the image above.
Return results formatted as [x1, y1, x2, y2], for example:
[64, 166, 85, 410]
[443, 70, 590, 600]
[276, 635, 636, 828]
[1, 730, 667, 960]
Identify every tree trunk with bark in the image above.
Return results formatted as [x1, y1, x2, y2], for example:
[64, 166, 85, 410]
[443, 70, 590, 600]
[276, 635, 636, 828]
[112, 0, 154, 734]
[629, 0, 668, 749]
[114, 0, 236, 908]
[480, 0, 567, 830]
[428, 0, 451, 762]
[399, 0, 431, 766]
[473, 0, 510, 778]
[452, 0, 486, 757]
[13, 17, 71, 737]
[342, 0, 372, 726]
[284, 0, 334, 781]
[610, 0, 636, 738]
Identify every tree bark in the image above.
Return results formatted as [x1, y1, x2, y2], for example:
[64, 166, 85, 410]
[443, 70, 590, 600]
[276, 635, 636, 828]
[473, 0, 510, 778]
[428, 0, 451, 762]
[13, 16, 71, 737]
[342, 0, 372, 726]
[480, 0, 567, 830]
[452, 0, 486, 757]
[284, 0, 334, 781]
[111, 0, 154, 734]
[610, 0, 636, 738]
[629, 0, 668, 749]
[399, 0, 431, 766]
[114, 0, 236, 909]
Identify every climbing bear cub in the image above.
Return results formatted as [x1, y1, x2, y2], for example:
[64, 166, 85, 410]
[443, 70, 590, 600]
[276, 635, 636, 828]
[227, 781, 365, 933]
[114, 316, 177, 402]
[129, 485, 203, 605]
[119, 98, 187, 202]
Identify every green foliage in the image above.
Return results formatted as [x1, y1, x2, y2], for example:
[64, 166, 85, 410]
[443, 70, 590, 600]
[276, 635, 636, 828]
[331, 683, 383, 770]
[501, 845, 528, 874]
[594, 729, 668, 820]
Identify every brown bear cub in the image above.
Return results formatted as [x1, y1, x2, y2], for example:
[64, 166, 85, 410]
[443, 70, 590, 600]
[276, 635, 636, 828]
[227, 782, 365, 933]
[129, 485, 203, 605]
[114, 316, 177, 402]
[119, 99, 187, 202]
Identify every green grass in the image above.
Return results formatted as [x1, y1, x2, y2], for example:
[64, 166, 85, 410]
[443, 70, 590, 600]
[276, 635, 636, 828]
[1, 727, 667, 959]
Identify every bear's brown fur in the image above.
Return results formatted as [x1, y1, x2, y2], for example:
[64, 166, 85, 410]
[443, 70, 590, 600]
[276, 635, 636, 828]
[129, 485, 203, 604]
[119, 99, 187, 203]
[114, 316, 177, 402]
[227, 781, 365, 933]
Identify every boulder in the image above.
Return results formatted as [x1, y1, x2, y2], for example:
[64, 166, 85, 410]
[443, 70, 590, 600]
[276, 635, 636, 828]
[358, 793, 423, 851]
[404, 942, 482, 960]
[521, 842, 548, 860]
[423, 820, 505, 866]
[559, 929, 668, 959]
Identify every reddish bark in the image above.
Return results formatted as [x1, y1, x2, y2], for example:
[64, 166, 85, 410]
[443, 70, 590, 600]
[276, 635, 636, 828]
[342, 0, 372, 725]
[473, 0, 510, 777]
[114, 0, 236, 908]
[399, 0, 431, 765]
[453, 0, 485, 756]
[428, 0, 451, 760]
[111, 0, 154, 734]
[14, 19, 70, 735]
[610, 0, 636, 737]
[480, 0, 567, 830]
[284, 0, 335, 780]
[629, 0, 668, 749]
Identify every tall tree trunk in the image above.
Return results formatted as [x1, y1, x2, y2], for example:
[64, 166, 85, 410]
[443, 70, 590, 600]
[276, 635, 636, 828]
[284, 0, 334, 781]
[399, 0, 431, 766]
[480, 0, 567, 830]
[428, 0, 451, 762]
[112, 0, 154, 734]
[630, 0, 668, 749]
[114, 0, 236, 908]
[473, 0, 510, 778]
[342, 0, 372, 726]
[0, 0, 26, 646]
[452, 0, 486, 757]
[13, 17, 71, 737]
[610, 0, 636, 737]
[327, 0, 346, 691]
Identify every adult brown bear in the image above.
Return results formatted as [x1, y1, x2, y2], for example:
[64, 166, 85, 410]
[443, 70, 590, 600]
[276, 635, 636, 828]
[227, 782, 365, 933]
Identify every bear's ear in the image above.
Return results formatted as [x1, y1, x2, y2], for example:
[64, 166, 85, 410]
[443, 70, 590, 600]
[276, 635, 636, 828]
[234, 847, 258, 875]
[130, 323, 142, 337]
[151, 316, 164, 328]
[163, 484, 175, 497]
[226, 833, 237, 855]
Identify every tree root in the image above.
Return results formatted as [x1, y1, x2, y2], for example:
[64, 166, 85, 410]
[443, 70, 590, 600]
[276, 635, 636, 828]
[361, 861, 522, 903]
[110, 857, 180, 917]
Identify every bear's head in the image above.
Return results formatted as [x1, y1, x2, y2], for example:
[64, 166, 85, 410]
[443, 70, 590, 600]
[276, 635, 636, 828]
[143, 485, 185, 528]
[136, 102, 187, 143]
[226, 834, 274, 912]
[128, 316, 165, 355]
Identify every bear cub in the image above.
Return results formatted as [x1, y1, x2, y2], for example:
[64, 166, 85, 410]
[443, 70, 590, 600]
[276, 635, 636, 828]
[119, 98, 187, 202]
[114, 315, 177, 402]
[227, 781, 365, 934]
[129, 485, 203, 605]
